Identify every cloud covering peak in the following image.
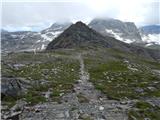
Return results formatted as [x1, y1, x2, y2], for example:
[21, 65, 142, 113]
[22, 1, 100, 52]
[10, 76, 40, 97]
[1, 0, 159, 31]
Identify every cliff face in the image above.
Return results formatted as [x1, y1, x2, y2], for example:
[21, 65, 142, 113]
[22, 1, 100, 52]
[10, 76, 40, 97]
[89, 18, 142, 43]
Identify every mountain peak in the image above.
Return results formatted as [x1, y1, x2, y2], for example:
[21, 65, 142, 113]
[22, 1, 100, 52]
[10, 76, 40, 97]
[74, 21, 86, 26]
[89, 18, 142, 43]
[68, 21, 90, 31]
[46, 22, 111, 50]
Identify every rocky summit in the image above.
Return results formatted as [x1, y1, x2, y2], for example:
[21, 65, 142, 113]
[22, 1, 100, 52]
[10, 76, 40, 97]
[46, 21, 112, 49]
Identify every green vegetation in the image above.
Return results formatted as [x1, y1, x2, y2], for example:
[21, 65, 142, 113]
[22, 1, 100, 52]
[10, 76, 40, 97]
[128, 101, 160, 120]
[2, 48, 160, 108]
[82, 116, 93, 120]
[141, 59, 160, 69]
[12, 60, 79, 82]
[25, 91, 46, 105]
[2, 51, 80, 105]
[107, 48, 136, 60]
[134, 101, 153, 109]
[83, 49, 160, 119]
[85, 55, 160, 100]
[107, 48, 160, 69]
[77, 93, 89, 103]
[2, 95, 17, 108]
[78, 114, 93, 120]
[148, 44, 160, 50]
[24, 83, 73, 104]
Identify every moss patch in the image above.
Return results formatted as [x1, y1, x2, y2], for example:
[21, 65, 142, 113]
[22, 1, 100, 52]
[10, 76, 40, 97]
[128, 101, 160, 120]
[77, 93, 89, 103]
[85, 57, 160, 100]
[1, 51, 80, 105]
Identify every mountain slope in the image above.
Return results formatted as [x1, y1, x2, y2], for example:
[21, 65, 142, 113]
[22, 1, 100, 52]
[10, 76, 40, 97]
[40, 22, 72, 42]
[89, 18, 142, 43]
[139, 25, 160, 49]
[140, 25, 160, 34]
[46, 21, 135, 50]
[89, 18, 160, 50]
[1, 22, 71, 53]
[2, 23, 160, 120]
[46, 21, 112, 49]
[46, 21, 160, 60]
[1, 31, 41, 52]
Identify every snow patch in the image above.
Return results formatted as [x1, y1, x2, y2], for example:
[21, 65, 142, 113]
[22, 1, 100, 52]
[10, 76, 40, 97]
[52, 26, 62, 31]
[11, 35, 18, 38]
[105, 29, 123, 41]
[48, 31, 62, 37]
[41, 31, 62, 42]
[36, 40, 41, 43]
[20, 35, 25, 39]
[123, 39, 134, 44]
[41, 34, 53, 42]
[105, 29, 134, 44]
[142, 34, 160, 46]
[41, 44, 45, 50]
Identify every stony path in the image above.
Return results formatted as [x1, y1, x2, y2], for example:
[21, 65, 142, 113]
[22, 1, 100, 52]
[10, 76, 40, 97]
[19, 54, 130, 120]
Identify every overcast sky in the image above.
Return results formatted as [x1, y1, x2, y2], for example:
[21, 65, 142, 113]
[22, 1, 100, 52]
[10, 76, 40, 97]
[1, 0, 160, 31]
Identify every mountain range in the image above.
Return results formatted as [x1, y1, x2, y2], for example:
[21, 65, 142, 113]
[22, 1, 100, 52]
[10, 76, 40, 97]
[2, 20, 160, 120]
[1, 22, 71, 53]
[139, 25, 160, 49]
[140, 25, 160, 34]
[1, 18, 160, 52]
[88, 18, 142, 43]
[46, 21, 160, 60]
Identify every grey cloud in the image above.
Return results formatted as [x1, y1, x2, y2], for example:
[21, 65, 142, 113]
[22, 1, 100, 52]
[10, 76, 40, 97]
[144, 2, 160, 25]
[2, 2, 94, 26]
[1, 1, 160, 31]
